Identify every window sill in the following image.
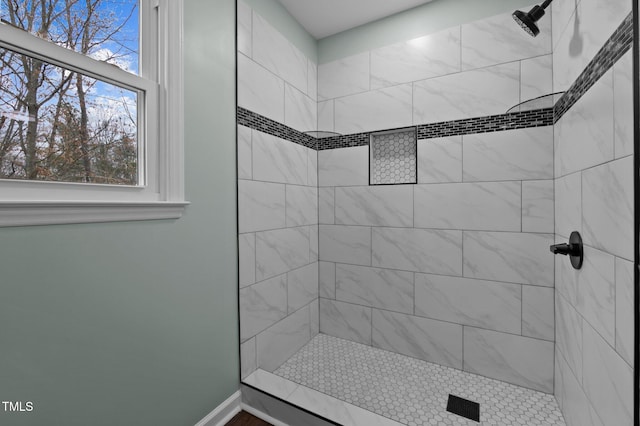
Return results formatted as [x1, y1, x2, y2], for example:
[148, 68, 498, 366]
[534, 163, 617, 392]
[0, 201, 190, 227]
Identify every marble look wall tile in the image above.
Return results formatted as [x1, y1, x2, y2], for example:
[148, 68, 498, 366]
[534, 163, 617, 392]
[372, 310, 463, 369]
[244, 369, 299, 401]
[320, 299, 372, 345]
[577, 246, 615, 346]
[553, 0, 631, 92]
[556, 293, 583, 379]
[522, 180, 554, 233]
[238, 54, 285, 124]
[461, 11, 551, 70]
[307, 60, 318, 101]
[252, 13, 307, 93]
[522, 286, 555, 341]
[614, 52, 633, 159]
[288, 385, 406, 426]
[415, 274, 521, 334]
[285, 84, 317, 133]
[240, 274, 287, 340]
[238, 125, 252, 180]
[414, 181, 521, 231]
[463, 126, 554, 182]
[318, 52, 370, 101]
[555, 350, 605, 426]
[256, 227, 310, 281]
[318, 146, 368, 187]
[417, 136, 462, 183]
[257, 304, 311, 372]
[318, 187, 335, 224]
[615, 257, 634, 366]
[239, 233, 256, 288]
[253, 130, 307, 185]
[336, 264, 414, 314]
[413, 62, 520, 124]
[317, 100, 334, 132]
[582, 156, 634, 260]
[286, 185, 317, 227]
[554, 71, 614, 178]
[319, 225, 371, 266]
[309, 225, 319, 263]
[237, 1, 252, 57]
[238, 180, 286, 233]
[319, 261, 336, 299]
[335, 185, 413, 228]
[555, 172, 581, 238]
[241, 337, 257, 379]
[310, 299, 319, 336]
[463, 231, 554, 286]
[334, 84, 413, 134]
[555, 235, 579, 307]
[288, 263, 319, 314]
[463, 327, 554, 393]
[521, 55, 553, 103]
[307, 148, 318, 187]
[372, 227, 462, 276]
[582, 322, 633, 426]
[370, 27, 461, 89]
[551, 0, 578, 50]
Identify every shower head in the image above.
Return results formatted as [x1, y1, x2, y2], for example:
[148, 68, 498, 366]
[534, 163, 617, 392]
[512, 0, 553, 37]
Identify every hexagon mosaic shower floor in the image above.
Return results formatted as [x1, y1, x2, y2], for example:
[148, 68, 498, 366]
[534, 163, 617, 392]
[273, 334, 565, 426]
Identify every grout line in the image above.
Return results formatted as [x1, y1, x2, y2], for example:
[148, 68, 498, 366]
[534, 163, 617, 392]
[319, 259, 554, 289]
[315, 295, 554, 344]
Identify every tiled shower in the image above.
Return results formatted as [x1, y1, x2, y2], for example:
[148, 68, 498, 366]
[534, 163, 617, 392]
[237, 0, 635, 425]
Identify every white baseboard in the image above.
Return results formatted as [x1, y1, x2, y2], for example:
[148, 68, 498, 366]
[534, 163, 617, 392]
[194, 391, 242, 426]
[241, 403, 290, 426]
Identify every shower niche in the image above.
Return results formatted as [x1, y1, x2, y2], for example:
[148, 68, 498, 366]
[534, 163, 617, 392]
[369, 128, 417, 186]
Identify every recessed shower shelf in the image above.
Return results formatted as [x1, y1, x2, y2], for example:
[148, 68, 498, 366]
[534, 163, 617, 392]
[369, 127, 417, 186]
[507, 92, 565, 113]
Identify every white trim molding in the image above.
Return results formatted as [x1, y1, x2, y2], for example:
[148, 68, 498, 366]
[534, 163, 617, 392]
[194, 391, 242, 426]
[0, 201, 189, 227]
[0, 0, 187, 228]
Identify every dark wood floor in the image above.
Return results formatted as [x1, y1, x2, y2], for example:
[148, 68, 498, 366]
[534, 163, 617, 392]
[226, 411, 272, 426]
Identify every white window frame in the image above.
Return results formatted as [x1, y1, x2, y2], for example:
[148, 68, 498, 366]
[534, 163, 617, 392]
[0, 0, 187, 227]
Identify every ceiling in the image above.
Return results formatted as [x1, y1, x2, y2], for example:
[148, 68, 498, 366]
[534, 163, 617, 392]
[278, 0, 435, 39]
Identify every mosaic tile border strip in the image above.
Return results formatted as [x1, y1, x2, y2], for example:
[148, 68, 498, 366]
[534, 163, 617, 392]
[238, 107, 554, 152]
[237, 107, 317, 149]
[315, 109, 554, 151]
[238, 12, 632, 151]
[554, 12, 633, 122]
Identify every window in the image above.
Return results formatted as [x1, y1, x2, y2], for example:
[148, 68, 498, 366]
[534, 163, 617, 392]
[0, 0, 185, 227]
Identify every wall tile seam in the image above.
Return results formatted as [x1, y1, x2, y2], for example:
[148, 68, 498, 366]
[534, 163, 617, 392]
[318, 258, 555, 290]
[241, 261, 319, 290]
[555, 287, 620, 369]
[321, 223, 554, 236]
[554, 346, 608, 426]
[320, 296, 555, 345]
[252, 299, 315, 340]
[556, 259, 633, 371]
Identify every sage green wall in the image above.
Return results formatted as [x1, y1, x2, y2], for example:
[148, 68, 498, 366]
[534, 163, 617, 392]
[0, 0, 239, 425]
[243, 0, 318, 62]
[318, 0, 537, 63]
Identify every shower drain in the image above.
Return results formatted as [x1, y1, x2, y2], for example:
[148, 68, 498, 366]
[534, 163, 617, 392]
[446, 394, 480, 422]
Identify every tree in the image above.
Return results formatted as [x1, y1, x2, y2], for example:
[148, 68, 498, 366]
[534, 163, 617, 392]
[0, 0, 138, 185]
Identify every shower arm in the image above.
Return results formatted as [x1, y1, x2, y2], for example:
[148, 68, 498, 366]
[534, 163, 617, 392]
[540, 0, 553, 10]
